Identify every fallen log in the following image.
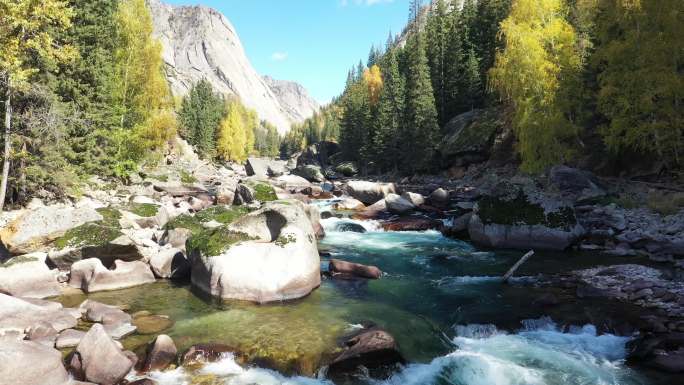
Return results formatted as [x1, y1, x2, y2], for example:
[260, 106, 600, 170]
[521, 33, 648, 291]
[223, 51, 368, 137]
[502, 250, 535, 283]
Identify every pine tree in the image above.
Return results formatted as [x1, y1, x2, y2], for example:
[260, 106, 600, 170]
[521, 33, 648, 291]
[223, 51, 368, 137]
[178, 79, 225, 158]
[402, 30, 439, 173]
[374, 48, 406, 172]
[426, 0, 450, 126]
[444, 5, 465, 122]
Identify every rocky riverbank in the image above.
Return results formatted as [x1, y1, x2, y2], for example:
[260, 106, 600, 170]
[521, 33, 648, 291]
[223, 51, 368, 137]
[1, 139, 683, 383]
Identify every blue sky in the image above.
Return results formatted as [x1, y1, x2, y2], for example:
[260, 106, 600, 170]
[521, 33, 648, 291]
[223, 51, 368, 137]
[165, 0, 411, 105]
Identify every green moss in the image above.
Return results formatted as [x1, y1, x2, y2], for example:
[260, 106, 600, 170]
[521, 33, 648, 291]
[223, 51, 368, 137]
[165, 206, 251, 236]
[150, 174, 169, 182]
[1, 255, 39, 268]
[249, 182, 277, 202]
[180, 170, 198, 184]
[54, 207, 123, 249]
[187, 227, 255, 256]
[195, 206, 250, 224]
[127, 203, 159, 217]
[275, 234, 297, 247]
[478, 192, 576, 230]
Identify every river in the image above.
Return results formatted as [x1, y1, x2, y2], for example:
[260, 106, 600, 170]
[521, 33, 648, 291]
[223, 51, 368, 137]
[57, 199, 675, 385]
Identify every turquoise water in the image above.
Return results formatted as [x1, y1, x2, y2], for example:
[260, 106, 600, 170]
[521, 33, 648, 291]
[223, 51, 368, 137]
[63, 200, 675, 385]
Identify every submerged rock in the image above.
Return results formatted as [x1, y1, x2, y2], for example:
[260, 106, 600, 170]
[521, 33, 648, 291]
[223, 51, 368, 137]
[328, 327, 405, 374]
[382, 216, 444, 232]
[334, 222, 367, 233]
[188, 200, 321, 303]
[329, 259, 382, 279]
[0, 252, 61, 298]
[181, 343, 236, 365]
[140, 334, 177, 372]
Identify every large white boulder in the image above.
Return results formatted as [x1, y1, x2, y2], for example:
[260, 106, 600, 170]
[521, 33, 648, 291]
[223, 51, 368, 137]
[0, 205, 103, 254]
[0, 294, 78, 337]
[0, 252, 61, 298]
[0, 340, 70, 385]
[385, 193, 416, 214]
[69, 259, 155, 293]
[344, 181, 396, 205]
[189, 200, 321, 303]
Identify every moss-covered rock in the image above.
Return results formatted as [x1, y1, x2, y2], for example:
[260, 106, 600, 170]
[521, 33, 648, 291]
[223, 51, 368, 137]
[186, 227, 255, 257]
[335, 162, 358, 177]
[477, 192, 577, 231]
[165, 206, 251, 236]
[126, 203, 159, 218]
[246, 182, 277, 202]
[54, 207, 123, 249]
[440, 108, 504, 167]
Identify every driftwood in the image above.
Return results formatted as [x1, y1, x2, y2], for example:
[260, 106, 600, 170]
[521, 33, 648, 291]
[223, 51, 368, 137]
[502, 250, 535, 283]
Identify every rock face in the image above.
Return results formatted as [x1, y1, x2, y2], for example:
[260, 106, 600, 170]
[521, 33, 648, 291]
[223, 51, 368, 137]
[69, 259, 156, 293]
[0, 294, 78, 336]
[0, 340, 70, 385]
[469, 188, 584, 251]
[148, 0, 318, 133]
[439, 108, 504, 168]
[0, 205, 102, 254]
[345, 181, 397, 205]
[263, 76, 320, 124]
[71, 324, 134, 385]
[0, 252, 61, 298]
[188, 200, 321, 303]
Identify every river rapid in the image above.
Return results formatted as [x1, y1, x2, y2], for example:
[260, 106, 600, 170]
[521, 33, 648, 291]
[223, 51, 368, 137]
[58, 199, 675, 385]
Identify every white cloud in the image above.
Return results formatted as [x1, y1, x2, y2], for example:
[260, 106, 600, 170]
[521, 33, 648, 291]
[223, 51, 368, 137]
[270, 51, 288, 62]
[340, 0, 394, 6]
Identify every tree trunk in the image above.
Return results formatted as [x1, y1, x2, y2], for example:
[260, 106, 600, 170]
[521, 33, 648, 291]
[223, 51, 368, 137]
[0, 76, 11, 212]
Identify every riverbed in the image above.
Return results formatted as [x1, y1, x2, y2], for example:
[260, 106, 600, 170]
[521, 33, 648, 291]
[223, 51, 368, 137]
[57, 199, 677, 385]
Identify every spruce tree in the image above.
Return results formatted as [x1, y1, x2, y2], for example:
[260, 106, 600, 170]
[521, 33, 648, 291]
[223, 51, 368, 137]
[178, 79, 225, 158]
[374, 48, 405, 172]
[402, 30, 439, 173]
[425, 0, 450, 126]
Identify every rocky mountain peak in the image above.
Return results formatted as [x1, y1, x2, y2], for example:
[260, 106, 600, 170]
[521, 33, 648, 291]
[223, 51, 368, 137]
[147, 0, 319, 134]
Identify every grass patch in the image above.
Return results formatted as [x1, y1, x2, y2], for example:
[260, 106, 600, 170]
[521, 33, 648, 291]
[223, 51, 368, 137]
[647, 191, 684, 215]
[150, 174, 169, 182]
[180, 170, 198, 184]
[164, 214, 204, 235]
[249, 182, 277, 202]
[187, 227, 255, 256]
[127, 203, 159, 217]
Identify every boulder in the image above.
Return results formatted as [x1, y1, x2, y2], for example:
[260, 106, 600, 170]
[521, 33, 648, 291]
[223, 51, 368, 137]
[549, 165, 606, 203]
[334, 222, 367, 233]
[140, 335, 177, 372]
[334, 198, 366, 211]
[345, 181, 396, 205]
[48, 232, 149, 271]
[0, 252, 61, 298]
[335, 162, 358, 177]
[245, 157, 288, 179]
[215, 178, 238, 205]
[439, 108, 503, 168]
[295, 141, 340, 169]
[382, 216, 444, 232]
[56, 329, 86, 349]
[25, 321, 58, 346]
[0, 340, 70, 385]
[468, 191, 585, 251]
[80, 300, 136, 340]
[0, 294, 77, 336]
[72, 324, 134, 385]
[233, 183, 255, 206]
[0, 205, 103, 254]
[149, 248, 190, 279]
[428, 188, 449, 207]
[329, 327, 405, 373]
[329, 259, 382, 279]
[188, 200, 321, 303]
[69, 259, 155, 293]
[294, 165, 326, 183]
[153, 182, 210, 200]
[274, 174, 311, 190]
[159, 228, 192, 250]
[401, 192, 425, 207]
[385, 194, 415, 214]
